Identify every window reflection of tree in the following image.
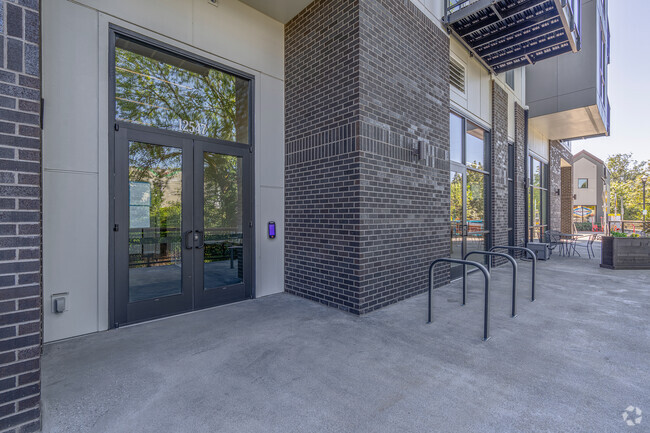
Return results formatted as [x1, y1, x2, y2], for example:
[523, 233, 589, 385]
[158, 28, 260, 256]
[115, 39, 248, 143]
[203, 154, 241, 233]
[203, 154, 243, 263]
[129, 143, 182, 267]
[528, 157, 548, 240]
[466, 170, 485, 227]
[129, 143, 182, 230]
[450, 172, 463, 223]
[116, 38, 250, 265]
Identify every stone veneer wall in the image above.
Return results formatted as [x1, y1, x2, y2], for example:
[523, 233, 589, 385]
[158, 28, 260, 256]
[550, 141, 574, 233]
[285, 0, 450, 314]
[0, 0, 42, 431]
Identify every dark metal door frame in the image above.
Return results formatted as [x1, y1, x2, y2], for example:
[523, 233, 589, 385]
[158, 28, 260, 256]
[114, 127, 194, 325]
[113, 126, 254, 326]
[192, 139, 253, 309]
[108, 25, 256, 327]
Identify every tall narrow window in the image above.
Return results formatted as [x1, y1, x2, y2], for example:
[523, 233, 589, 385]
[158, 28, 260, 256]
[449, 112, 490, 278]
[505, 70, 515, 90]
[528, 156, 548, 241]
[450, 113, 463, 163]
[507, 143, 514, 246]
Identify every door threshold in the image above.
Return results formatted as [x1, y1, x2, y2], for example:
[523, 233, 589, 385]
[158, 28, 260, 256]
[120, 298, 251, 329]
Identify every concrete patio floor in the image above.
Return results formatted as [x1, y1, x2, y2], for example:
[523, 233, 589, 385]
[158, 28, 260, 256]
[42, 245, 650, 432]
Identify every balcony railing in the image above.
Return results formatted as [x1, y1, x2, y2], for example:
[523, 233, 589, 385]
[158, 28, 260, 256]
[445, 0, 582, 73]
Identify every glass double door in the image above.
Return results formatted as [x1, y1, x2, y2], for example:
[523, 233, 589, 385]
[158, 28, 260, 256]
[450, 163, 489, 279]
[114, 127, 251, 325]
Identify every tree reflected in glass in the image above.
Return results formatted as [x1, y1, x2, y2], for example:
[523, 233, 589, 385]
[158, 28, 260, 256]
[115, 37, 249, 143]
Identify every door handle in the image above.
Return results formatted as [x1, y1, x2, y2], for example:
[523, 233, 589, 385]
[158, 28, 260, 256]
[195, 230, 204, 249]
[184, 230, 193, 249]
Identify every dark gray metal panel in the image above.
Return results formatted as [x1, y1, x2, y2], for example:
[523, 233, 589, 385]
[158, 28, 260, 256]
[526, 0, 601, 118]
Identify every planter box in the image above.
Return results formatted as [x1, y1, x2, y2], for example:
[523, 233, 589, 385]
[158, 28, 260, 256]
[600, 236, 650, 270]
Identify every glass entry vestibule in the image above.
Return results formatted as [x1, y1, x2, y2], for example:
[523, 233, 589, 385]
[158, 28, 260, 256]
[449, 112, 490, 280]
[111, 31, 254, 325]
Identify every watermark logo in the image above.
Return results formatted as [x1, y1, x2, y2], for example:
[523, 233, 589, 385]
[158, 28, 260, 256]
[622, 406, 642, 427]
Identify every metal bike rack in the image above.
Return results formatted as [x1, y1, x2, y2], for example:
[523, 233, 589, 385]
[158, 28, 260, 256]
[464, 251, 518, 318]
[428, 258, 491, 341]
[489, 246, 536, 302]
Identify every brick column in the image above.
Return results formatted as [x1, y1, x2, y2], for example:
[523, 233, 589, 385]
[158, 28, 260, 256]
[514, 103, 527, 252]
[284, 0, 362, 312]
[561, 166, 573, 233]
[549, 140, 573, 232]
[491, 81, 509, 264]
[285, 0, 450, 314]
[0, 0, 42, 432]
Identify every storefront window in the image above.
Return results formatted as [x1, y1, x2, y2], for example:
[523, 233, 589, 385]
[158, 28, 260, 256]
[115, 36, 250, 144]
[529, 156, 548, 241]
[449, 112, 490, 275]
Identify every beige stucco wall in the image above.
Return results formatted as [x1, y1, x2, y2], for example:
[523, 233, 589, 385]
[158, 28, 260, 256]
[573, 158, 598, 206]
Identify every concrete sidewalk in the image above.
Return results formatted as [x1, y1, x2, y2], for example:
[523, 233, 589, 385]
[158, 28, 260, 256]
[42, 250, 650, 432]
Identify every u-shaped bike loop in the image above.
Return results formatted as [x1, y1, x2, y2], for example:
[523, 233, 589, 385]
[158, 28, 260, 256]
[428, 258, 491, 341]
[428, 246, 538, 341]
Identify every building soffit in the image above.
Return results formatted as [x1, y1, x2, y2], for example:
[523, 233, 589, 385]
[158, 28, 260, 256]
[238, 0, 315, 24]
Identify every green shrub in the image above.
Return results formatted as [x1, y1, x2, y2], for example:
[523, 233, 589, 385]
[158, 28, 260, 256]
[574, 222, 592, 232]
[611, 232, 628, 238]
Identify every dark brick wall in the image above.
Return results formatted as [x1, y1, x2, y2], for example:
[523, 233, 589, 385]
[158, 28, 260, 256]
[284, 0, 363, 312]
[491, 82, 508, 262]
[357, 0, 447, 138]
[0, 0, 42, 432]
[285, 0, 450, 314]
[549, 140, 573, 233]
[284, 0, 360, 143]
[356, 0, 449, 313]
[514, 103, 527, 249]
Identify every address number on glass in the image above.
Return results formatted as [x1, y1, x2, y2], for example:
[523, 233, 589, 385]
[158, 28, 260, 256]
[178, 119, 208, 135]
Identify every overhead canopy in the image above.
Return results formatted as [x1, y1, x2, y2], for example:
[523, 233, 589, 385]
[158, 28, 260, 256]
[445, 0, 581, 73]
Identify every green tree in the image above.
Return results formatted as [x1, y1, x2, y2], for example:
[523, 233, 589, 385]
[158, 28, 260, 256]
[606, 153, 650, 221]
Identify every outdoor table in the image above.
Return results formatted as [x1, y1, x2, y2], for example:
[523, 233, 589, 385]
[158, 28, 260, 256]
[558, 233, 584, 257]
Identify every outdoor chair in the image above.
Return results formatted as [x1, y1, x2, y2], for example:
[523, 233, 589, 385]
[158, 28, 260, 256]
[572, 234, 598, 259]
[545, 230, 562, 256]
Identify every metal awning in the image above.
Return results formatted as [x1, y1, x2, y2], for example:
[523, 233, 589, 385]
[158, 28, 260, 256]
[445, 0, 581, 73]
